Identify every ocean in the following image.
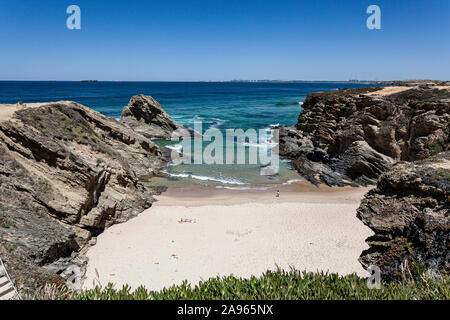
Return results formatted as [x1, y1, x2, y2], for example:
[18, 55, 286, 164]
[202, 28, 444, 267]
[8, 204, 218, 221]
[0, 81, 377, 189]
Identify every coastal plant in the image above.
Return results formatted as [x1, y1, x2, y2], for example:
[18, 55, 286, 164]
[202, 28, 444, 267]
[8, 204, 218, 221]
[62, 269, 450, 300]
[0, 214, 15, 229]
[32, 283, 71, 300]
[435, 169, 450, 182]
[428, 140, 444, 156]
[69, 153, 77, 162]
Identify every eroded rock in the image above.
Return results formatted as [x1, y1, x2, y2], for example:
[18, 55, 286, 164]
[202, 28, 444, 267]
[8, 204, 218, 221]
[279, 85, 450, 186]
[120, 94, 188, 139]
[357, 152, 449, 280]
[0, 100, 167, 295]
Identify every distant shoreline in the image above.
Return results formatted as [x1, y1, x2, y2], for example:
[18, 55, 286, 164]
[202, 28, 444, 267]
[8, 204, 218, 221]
[0, 79, 447, 84]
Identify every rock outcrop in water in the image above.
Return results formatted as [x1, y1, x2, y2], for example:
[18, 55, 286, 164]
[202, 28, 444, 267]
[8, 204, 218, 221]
[279, 85, 450, 186]
[120, 95, 188, 140]
[357, 152, 449, 280]
[0, 100, 166, 295]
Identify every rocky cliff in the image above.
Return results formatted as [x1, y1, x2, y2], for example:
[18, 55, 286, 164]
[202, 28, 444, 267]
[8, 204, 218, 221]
[279, 85, 450, 186]
[120, 95, 189, 139]
[357, 152, 449, 280]
[0, 100, 167, 295]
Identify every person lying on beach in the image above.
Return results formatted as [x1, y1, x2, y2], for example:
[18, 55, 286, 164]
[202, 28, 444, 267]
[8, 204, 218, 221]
[178, 218, 196, 223]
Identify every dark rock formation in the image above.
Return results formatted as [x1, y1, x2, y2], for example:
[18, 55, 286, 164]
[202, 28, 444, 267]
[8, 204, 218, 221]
[279, 85, 450, 186]
[0, 101, 166, 295]
[373, 80, 450, 87]
[357, 152, 449, 280]
[120, 95, 188, 140]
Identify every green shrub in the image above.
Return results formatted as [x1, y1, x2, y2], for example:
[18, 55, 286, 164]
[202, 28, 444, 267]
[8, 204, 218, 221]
[69, 153, 77, 162]
[0, 214, 15, 229]
[435, 169, 450, 182]
[429, 140, 444, 156]
[63, 269, 449, 300]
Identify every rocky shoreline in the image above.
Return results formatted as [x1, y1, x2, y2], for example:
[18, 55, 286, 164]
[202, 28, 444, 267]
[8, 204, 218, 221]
[1, 83, 449, 298]
[120, 94, 191, 140]
[0, 96, 176, 296]
[357, 152, 449, 280]
[279, 84, 449, 186]
[279, 82, 449, 279]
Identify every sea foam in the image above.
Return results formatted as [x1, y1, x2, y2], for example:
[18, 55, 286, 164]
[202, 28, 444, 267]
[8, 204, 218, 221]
[164, 171, 246, 185]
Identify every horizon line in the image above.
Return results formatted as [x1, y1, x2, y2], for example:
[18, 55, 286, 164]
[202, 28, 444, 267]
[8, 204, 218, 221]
[0, 79, 445, 83]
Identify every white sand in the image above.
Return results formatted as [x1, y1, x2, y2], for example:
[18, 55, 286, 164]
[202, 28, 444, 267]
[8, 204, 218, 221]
[364, 86, 411, 96]
[0, 104, 22, 121]
[83, 185, 374, 291]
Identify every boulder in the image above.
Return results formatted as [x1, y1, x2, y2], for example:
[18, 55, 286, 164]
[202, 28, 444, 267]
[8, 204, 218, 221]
[120, 94, 188, 139]
[357, 152, 449, 280]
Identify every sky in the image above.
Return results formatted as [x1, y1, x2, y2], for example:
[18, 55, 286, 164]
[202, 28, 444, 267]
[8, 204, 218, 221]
[0, 0, 449, 81]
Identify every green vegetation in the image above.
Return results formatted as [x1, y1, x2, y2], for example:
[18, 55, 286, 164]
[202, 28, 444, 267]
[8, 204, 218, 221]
[0, 214, 15, 229]
[46, 269, 449, 300]
[142, 181, 168, 194]
[15, 103, 119, 160]
[38, 179, 52, 193]
[435, 169, 450, 182]
[17, 104, 99, 144]
[153, 139, 179, 147]
[32, 114, 42, 122]
[69, 152, 77, 162]
[429, 140, 444, 156]
[3, 241, 19, 252]
[0, 205, 16, 228]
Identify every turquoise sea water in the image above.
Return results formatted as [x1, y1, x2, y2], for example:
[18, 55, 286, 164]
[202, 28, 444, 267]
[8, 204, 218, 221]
[0, 81, 378, 188]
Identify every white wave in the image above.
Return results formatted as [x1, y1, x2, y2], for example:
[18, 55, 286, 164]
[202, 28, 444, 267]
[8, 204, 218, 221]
[260, 165, 279, 176]
[283, 179, 302, 185]
[166, 144, 182, 152]
[215, 186, 270, 191]
[164, 171, 246, 185]
[209, 119, 228, 129]
[298, 101, 303, 106]
[241, 141, 278, 148]
[238, 127, 278, 148]
[184, 115, 205, 123]
[166, 162, 178, 167]
[165, 172, 189, 178]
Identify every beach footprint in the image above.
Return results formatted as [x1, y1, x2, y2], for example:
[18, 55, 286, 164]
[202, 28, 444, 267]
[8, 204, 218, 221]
[226, 229, 252, 241]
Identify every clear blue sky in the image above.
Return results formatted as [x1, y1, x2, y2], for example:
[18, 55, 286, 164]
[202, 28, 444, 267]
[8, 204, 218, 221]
[0, 0, 449, 81]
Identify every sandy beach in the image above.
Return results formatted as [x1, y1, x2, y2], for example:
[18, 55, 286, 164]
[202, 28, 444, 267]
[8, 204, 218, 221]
[83, 183, 374, 291]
